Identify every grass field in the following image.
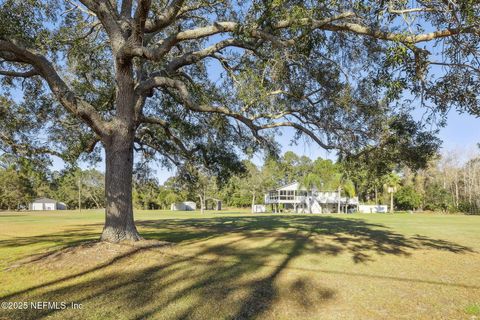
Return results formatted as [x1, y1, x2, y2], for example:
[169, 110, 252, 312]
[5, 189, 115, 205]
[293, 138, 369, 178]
[0, 210, 479, 320]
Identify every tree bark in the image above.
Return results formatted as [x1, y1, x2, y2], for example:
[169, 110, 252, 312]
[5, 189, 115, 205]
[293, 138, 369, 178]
[100, 135, 142, 242]
[99, 58, 142, 242]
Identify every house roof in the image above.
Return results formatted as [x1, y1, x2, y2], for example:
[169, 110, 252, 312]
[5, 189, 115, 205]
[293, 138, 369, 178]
[32, 198, 58, 204]
[277, 182, 302, 191]
[270, 181, 339, 192]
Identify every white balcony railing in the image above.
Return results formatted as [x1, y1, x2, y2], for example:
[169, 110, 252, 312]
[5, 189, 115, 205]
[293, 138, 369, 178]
[265, 194, 359, 205]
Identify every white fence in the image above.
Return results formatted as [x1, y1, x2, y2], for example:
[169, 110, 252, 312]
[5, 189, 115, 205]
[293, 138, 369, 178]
[358, 205, 388, 213]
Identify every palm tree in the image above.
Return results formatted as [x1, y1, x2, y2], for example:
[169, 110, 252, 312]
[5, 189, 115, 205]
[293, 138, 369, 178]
[299, 173, 323, 213]
[384, 173, 401, 213]
[301, 173, 323, 190]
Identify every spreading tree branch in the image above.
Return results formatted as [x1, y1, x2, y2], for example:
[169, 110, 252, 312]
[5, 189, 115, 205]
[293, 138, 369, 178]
[0, 68, 39, 78]
[120, 0, 132, 17]
[140, 116, 191, 155]
[136, 76, 337, 150]
[144, 0, 186, 33]
[428, 61, 480, 74]
[387, 7, 437, 14]
[130, 11, 478, 64]
[77, 0, 124, 51]
[0, 132, 66, 159]
[132, 0, 152, 43]
[165, 38, 257, 72]
[0, 39, 108, 137]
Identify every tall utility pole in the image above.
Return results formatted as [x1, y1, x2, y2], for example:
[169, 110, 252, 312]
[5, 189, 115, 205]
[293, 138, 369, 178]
[390, 190, 393, 213]
[78, 171, 82, 212]
[337, 186, 341, 213]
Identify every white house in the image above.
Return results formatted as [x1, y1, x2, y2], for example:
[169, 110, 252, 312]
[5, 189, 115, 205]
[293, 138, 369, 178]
[264, 182, 359, 214]
[30, 198, 67, 211]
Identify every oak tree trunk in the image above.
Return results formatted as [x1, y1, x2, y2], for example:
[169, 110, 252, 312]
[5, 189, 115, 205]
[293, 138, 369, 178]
[100, 134, 141, 242]
[99, 59, 142, 242]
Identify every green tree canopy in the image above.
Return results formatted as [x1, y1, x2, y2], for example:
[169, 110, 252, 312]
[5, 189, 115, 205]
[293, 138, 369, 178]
[395, 185, 423, 211]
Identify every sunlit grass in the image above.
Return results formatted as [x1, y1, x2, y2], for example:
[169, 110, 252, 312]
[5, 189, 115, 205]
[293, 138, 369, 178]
[466, 303, 480, 316]
[0, 210, 479, 319]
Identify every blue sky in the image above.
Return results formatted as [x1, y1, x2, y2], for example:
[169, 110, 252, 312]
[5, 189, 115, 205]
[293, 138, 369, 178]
[439, 112, 479, 150]
[276, 110, 480, 162]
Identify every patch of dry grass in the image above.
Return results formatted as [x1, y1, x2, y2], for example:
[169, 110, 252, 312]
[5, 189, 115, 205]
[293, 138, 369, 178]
[0, 210, 479, 319]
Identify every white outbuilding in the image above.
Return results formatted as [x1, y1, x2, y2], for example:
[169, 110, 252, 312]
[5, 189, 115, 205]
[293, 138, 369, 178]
[252, 205, 266, 213]
[29, 198, 67, 211]
[171, 201, 197, 211]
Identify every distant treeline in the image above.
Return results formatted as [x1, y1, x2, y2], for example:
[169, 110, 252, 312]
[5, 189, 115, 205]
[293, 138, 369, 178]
[1, 150, 479, 214]
[0, 156, 104, 210]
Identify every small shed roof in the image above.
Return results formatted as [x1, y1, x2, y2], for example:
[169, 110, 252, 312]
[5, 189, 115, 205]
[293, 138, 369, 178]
[32, 198, 58, 204]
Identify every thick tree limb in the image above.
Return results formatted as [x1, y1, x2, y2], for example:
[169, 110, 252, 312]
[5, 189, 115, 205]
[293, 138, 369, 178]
[133, 21, 291, 61]
[0, 39, 108, 137]
[132, 10, 478, 63]
[0, 68, 39, 78]
[165, 38, 256, 72]
[387, 7, 437, 14]
[254, 121, 335, 150]
[141, 12, 355, 57]
[133, 0, 152, 43]
[65, 0, 97, 17]
[120, 0, 132, 17]
[85, 137, 100, 153]
[320, 23, 478, 43]
[77, 0, 124, 51]
[144, 0, 186, 33]
[132, 21, 239, 60]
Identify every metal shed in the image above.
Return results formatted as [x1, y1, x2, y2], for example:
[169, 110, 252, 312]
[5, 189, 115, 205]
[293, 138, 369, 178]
[30, 198, 67, 211]
[171, 201, 197, 211]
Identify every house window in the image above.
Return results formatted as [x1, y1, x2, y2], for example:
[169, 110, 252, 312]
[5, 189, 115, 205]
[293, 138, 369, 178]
[287, 190, 294, 200]
[279, 190, 294, 200]
[269, 191, 278, 200]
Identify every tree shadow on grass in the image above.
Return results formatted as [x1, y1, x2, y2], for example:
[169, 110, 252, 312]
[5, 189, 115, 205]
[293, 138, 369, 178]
[137, 215, 474, 262]
[0, 215, 476, 320]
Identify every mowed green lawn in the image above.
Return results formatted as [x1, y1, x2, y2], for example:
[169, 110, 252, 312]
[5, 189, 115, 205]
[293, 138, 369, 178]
[0, 210, 479, 320]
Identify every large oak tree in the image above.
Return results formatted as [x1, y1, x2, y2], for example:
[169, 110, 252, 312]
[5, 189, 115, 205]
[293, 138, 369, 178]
[0, 0, 478, 241]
